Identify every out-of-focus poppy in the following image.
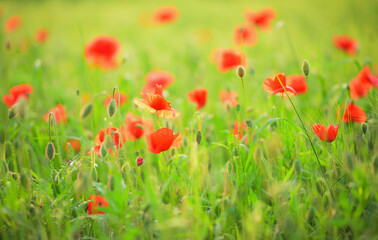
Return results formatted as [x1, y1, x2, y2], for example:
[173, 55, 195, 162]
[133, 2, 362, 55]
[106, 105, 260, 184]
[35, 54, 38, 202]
[244, 7, 276, 30]
[232, 121, 248, 142]
[88, 195, 108, 215]
[3, 84, 33, 107]
[35, 28, 49, 43]
[286, 74, 308, 94]
[333, 35, 358, 56]
[188, 88, 208, 110]
[84, 35, 121, 70]
[263, 73, 296, 97]
[152, 6, 179, 24]
[44, 104, 67, 124]
[212, 48, 247, 73]
[233, 23, 258, 46]
[134, 84, 180, 118]
[103, 92, 127, 107]
[121, 112, 154, 141]
[4, 15, 21, 33]
[312, 123, 339, 142]
[219, 90, 238, 108]
[65, 138, 81, 153]
[136, 157, 144, 166]
[339, 103, 367, 123]
[93, 127, 123, 155]
[349, 65, 378, 100]
[146, 128, 182, 154]
[142, 71, 175, 94]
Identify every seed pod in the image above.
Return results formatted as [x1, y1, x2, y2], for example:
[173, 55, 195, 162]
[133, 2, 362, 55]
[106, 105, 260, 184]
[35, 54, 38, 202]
[295, 160, 301, 175]
[361, 122, 368, 135]
[45, 142, 55, 160]
[196, 131, 202, 145]
[236, 66, 245, 78]
[100, 144, 107, 158]
[104, 135, 113, 150]
[302, 59, 310, 76]
[136, 157, 144, 166]
[8, 104, 18, 120]
[107, 99, 117, 118]
[80, 102, 93, 119]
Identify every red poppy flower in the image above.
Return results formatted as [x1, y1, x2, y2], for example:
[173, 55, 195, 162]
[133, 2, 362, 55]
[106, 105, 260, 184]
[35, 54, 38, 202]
[244, 7, 276, 31]
[103, 92, 127, 107]
[152, 6, 179, 24]
[212, 48, 247, 73]
[233, 23, 258, 46]
[4, 15, 21, 33]
[65, 138, 81, 153]
[312, 123, 339, 142]
[286, 74, 308, 94]
[340, 103, 367, 123]
[3, 84, 33, 107]
[142, 70, 175, 94]
[44, 104, 67, 124]
[333, 35, 358, 56]
[136, 157, 144, 166]
[219, 90, 238, 108]
[232, 121, 248, 142]
[188, 88, 208, 110]
[88, 195, 108, 215]
[263, 73, 296, 97]
[93, 127, 123, 155]
[84, 35, 121, 70]
[146, 128, 182, 154]
[134, 84, 180, 118]
[35, 28, 49, 43]
[121, 112, 154, 141]
[349, 65, 378, 100]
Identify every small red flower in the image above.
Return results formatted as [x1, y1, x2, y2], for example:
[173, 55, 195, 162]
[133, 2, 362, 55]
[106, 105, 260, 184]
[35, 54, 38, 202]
[152, 6, 179, 24]
[286, 74, 308, 95]
[349, 65, 378, 100]
[212, 48, 247, 73]
[35, 28, 49, 43]
[88, 195, 108, 215]
[232, 121, 248, 142]
[93, 127, 123, 155]
[233, 23, 258, 47]
[188, 88, 208, 110]
[121, 112, 154, 141]
[136, 157, 144, 166]
[4, 15, 21, 33]
[3, 84, 33, 107]
[263, 73, 296, 97]
[103, 92, 127, 107]
[312, 123, 339, 142]
[84, 35, 121, 70]
[142, 71, 175, 94]
[340, 103, 367, 124]
[134, 84, 180, 118]
[65, 139, 81, 153]
[244, 7, 276, 31]
[146, 128, 182, 154]
[333, 35, 358, 56]
[44, 104, 67, 124]
[219, 90, 238, 108]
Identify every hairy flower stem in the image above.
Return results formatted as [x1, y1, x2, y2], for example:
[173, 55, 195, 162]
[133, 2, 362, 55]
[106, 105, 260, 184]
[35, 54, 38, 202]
[49, 113, 63, 169]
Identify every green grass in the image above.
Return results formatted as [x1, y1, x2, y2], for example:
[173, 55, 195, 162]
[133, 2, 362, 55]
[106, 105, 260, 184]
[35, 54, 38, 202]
[0, 0, 378, 239]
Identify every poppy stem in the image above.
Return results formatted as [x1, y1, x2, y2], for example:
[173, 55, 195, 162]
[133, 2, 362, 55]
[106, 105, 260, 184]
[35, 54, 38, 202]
[49, 112, 62, 169]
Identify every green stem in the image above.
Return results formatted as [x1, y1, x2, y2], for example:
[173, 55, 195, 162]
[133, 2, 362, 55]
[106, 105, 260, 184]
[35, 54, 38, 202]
[49, 113, 62, 169]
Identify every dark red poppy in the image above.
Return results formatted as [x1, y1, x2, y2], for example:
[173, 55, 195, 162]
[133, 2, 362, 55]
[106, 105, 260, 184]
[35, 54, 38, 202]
[3, 84, 33, 107]
[340, 103, 367, 123]
[4, 15, 21, 33]
[233, 23, 258, 46]
[103, 92, 127, 107]
[312, 123, 339, 142]
[84, 35, 121, 70]
[93, 127, 123, 155]
[44, 104, 67, 124]
[121, 112, 154, 141]
[65, 138, 81, 153]
[244, 7, 276, 30]
[263, 73, 296, 97]
[232, 121, 248, 142]
[136, 157, 144, 166]
[134, 84, 180, 118]
[152, 6, 179, 24]
[35, 28, 49, 43]
[188, 88, 208, 110]
[219, 90, 238, 108]
[146, 128, 182, 154]
[349, 65, 378, 100]
[286, 74, 308, 94]
[88, 195, 108, 215]
[212, 48, 247, 73]
[333, 35, 358, 56]
[142, 71, 175, 94]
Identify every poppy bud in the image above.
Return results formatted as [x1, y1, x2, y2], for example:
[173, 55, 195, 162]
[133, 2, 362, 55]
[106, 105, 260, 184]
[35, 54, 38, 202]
[361, 122, 368, 135]
[76, 90, 80, 96]
[233, 147, 239, 157]
[8, 104, 18, 120]
[295, 160, 301, 175]
[246, 119, 252, 129]
[104, 135, 113, 150]
[46, 141, 55, 160]
[237, 66, 245, 78]
[236, 104, 241, 113]
[80, 102, 93, 119]
[100, 144, 107, 158]
[136, 157, 144, 166]
[107, 99, 117, 118]
[302, 60, 310, 76]
[196, 131, 202, 145]
[373, 155, 378, 173]
[135, 150, 140, 156]
[308, 206, 315, 225]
